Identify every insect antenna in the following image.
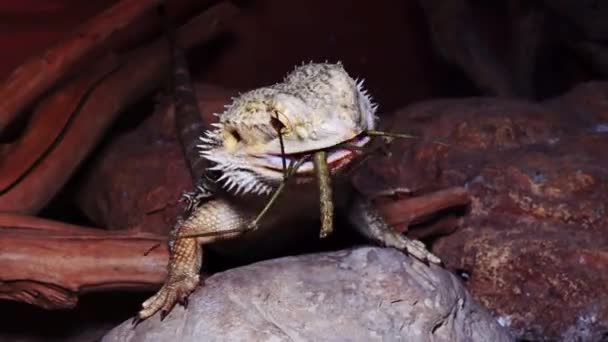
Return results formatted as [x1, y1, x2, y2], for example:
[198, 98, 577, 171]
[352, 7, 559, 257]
[365, 130, 449, 147]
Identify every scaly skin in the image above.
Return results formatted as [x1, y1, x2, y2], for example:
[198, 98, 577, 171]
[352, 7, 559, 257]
[139, 198, 251, 320]
[137, 63, 441, 321]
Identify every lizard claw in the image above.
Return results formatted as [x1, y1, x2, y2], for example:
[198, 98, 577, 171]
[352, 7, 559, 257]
[131, 316, 143, 327]
[137, 273, 200, 321]
[180, 185, 213, 213]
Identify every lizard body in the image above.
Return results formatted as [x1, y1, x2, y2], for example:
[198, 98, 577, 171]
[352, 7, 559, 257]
[138, 62, 440, 320]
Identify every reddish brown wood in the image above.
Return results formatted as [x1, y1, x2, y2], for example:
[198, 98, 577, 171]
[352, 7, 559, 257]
[0, 2, 239, 214]
[0, 213, 168, 310]
[376, 187, 470, 229]
[0, 54, 119, 192]
[0, 0, 163, 135]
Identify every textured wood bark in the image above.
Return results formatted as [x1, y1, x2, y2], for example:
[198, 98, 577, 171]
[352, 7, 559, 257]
[0, 0, 163, 135]
[0, 213, 168, 310]
[0, 2, 239, 214]
[0, 54, 120, 204]
[375, 187, 470, 236]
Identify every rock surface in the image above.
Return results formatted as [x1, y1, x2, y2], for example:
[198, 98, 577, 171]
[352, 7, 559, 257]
[352, 82, 608, 340]
[103, 247, 512, 342]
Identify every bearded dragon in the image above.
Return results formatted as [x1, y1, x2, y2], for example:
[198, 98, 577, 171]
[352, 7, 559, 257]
[137, 61, 441, 321]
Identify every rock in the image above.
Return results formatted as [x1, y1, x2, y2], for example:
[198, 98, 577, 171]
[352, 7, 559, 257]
[352, 82, 608, 340]
[103, 247, 512, 342]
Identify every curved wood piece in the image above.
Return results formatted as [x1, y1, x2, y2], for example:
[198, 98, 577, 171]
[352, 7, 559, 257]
[0, 54, 119, 192]
[0, 0, 163, 135]
[375, 187, 470, 236]
[0, 213, 168, 310]
[0, 2, 239, 214]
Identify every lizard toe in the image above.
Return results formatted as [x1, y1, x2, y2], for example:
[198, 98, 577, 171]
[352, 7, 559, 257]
[137, 286, 169, 320]
[160, 309, 169, 321]
[405, 241, 441, 265]
[180, 296, 189, 308]
[137, 272, 200, 320]
[159, 286, 179, 317]
[384, 233, 442, 265]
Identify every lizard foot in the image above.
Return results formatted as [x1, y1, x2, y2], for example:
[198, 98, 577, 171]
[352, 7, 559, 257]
[180, 185, 212, 214]
[385, 234, 442, 265]
[348, 197, 442, 265]
[137, 273, 200, 321]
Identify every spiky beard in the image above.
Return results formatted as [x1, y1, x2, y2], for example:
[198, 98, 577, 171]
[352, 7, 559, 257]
[353, 77, 378, 129]
[196, 124, 274, 196]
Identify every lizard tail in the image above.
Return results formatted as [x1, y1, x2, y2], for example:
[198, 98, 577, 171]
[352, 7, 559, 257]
[159, 4, 210, 183]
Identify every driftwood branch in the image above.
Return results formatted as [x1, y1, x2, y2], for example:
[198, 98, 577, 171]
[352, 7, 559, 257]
[0, 54, 120, 193]
[376, 187, 470, 237]
[0, 213, 168, 310]
[0, 2, 239, 214]
[0, 0, 164, 135]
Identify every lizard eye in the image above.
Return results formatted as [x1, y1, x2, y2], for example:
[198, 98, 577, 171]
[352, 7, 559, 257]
[228, 129, 242, 143]
[223, 128, 242, 151]
[270, 116, 287, 134]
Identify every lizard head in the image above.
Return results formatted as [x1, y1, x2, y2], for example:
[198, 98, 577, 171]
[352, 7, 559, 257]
[198, 62, 377, 195]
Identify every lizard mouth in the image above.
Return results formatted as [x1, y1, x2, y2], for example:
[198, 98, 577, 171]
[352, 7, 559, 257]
[256, 134, 371, 175]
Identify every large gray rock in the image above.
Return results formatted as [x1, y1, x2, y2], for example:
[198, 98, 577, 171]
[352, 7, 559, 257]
[104, 247, 513, 341]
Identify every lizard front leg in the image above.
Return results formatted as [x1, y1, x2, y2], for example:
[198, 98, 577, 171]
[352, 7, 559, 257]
[348, 196, 441, 265]
[138, 198, 253, 320]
